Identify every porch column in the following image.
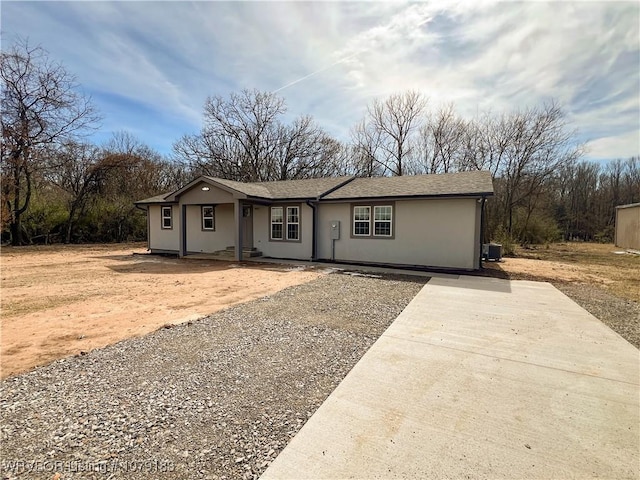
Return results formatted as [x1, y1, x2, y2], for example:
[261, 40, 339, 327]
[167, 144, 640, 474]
[234, 199, 243, 261]
[179, 204, 187, 258]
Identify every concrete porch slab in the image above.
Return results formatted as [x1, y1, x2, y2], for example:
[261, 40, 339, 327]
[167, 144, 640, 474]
[261, 276, 639, 479]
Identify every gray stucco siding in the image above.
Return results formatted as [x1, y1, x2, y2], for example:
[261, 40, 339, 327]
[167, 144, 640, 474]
[253, 203, 313, 259]
[317, 198, 479, 269]
[184, 204, 235, 253]
[148, 205, 180, 252]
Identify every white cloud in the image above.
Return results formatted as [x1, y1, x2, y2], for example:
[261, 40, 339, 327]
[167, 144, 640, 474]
[2, 0, 638, 159]
[586, 131, 640, 160]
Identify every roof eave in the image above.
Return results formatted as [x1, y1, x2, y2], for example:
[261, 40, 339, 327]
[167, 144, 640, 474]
[322, 191, 494, 202]
[134, 200, 179, 206]
[615, 202, 640, 210]
[262, 196, 324, 202]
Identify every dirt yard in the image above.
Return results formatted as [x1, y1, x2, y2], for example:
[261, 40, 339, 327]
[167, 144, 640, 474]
[483, 242, 640, 303]
[0, 244, 321, 379]
[2, 241, 637, 380]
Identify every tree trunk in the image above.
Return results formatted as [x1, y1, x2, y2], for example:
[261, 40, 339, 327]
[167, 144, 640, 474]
[65, 204, 78, 244]
[10, 221, 21, 246]
[11, 179, 23, 246]
[65, 221, 73, 244]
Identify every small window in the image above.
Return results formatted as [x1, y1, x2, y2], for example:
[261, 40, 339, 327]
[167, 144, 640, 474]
[161, 206, 172, 229]
[353, 206, 371, 236]
[374, 206, 392, 236]
[271, 206, 283, 240]
[202, 205, 215, 230]
[287, 206, 299, 240]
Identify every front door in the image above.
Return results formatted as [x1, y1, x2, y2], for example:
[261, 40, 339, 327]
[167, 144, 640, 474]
[242, 205, 253, 248]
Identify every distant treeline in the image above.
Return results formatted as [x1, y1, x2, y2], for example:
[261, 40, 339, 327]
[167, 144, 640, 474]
[2, 40, 639, 247]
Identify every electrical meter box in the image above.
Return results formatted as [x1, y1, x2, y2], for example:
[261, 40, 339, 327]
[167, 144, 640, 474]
[330, 221, 340, 240]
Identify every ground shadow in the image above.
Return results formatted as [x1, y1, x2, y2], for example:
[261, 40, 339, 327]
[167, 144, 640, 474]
[475, 259, 562, 283]
[336, 270, 430, 285]
[474, 261, 512, 280]
[101, 254, 313, 276]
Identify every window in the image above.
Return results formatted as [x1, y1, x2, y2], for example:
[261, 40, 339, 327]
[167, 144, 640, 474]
[161, 206, 172, 229]
[352, 204, 393, 238]
[353, 206, 371, 236]
[374, 206, 392, 236]
[202, 206, 215, 230]
[287, 206, 299, 240]
[271, 206, 283, 240]
[270, 204, 301, 242]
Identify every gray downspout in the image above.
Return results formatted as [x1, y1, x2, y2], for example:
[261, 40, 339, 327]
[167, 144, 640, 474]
[306, 200, 318, 261]
[479, 196, 486, 270]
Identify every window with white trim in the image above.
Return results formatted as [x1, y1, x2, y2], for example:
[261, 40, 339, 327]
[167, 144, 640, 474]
[374, 205, 392, 236]
[271, 207, 283, 240]
[287, 206, 299, 240]
[352, 204, 393, 238]
[161, 206, 172, 229]
[270, 205, 301, 242]
[202, 205, 215, 230]
[353, 206, 371, 236]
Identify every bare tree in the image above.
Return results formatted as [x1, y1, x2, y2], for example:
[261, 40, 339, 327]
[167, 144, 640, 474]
[496, 101, 583, 237]
[174, 89, 343, 181]
[418, 103, 468, 174]
[0, 39, 99, 245]
[621, 156, 640, 203]
[200, 89, 284, 181]
[360, 91, 427, 176]
[350, 119, 385, 177]
[46, 141, 104, 243]
[268, 115, 333, 180]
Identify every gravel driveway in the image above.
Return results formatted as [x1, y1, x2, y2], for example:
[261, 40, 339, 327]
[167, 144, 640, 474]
[0, 273, 425, 479]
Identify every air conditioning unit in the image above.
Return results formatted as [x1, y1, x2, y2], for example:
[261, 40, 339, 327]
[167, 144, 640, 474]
[482, 243, 502, 261]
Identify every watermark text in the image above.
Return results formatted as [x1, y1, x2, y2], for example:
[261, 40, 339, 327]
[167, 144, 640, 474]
[2, 459, 175, 474]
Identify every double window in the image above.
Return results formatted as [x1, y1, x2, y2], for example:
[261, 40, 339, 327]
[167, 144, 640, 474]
[352, 204, 393, 238]
[161, 206, 172, 229]
[202, 205, 215, 230]
[270, 205, 300, 241]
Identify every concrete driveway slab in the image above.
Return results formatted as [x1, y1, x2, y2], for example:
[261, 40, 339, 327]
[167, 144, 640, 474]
[261, 276, 639, 479]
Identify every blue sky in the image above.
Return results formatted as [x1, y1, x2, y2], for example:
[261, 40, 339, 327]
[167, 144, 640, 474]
[2, 1, 639, 162]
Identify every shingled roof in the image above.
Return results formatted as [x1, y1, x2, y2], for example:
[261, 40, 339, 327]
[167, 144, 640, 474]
[322, 171, 494, 200]
[203, 177, 272, 198]
[134, 193, 175, 204]
[135, 171, 493, 204]
[207, 175, 354, 200]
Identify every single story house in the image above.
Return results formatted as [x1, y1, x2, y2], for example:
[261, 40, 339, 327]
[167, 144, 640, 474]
[615, 203, 640, 250]
[135, 171, 494, 270]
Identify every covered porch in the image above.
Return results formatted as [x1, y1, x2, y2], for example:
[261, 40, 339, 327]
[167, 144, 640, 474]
[167, 177, 269, 261]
